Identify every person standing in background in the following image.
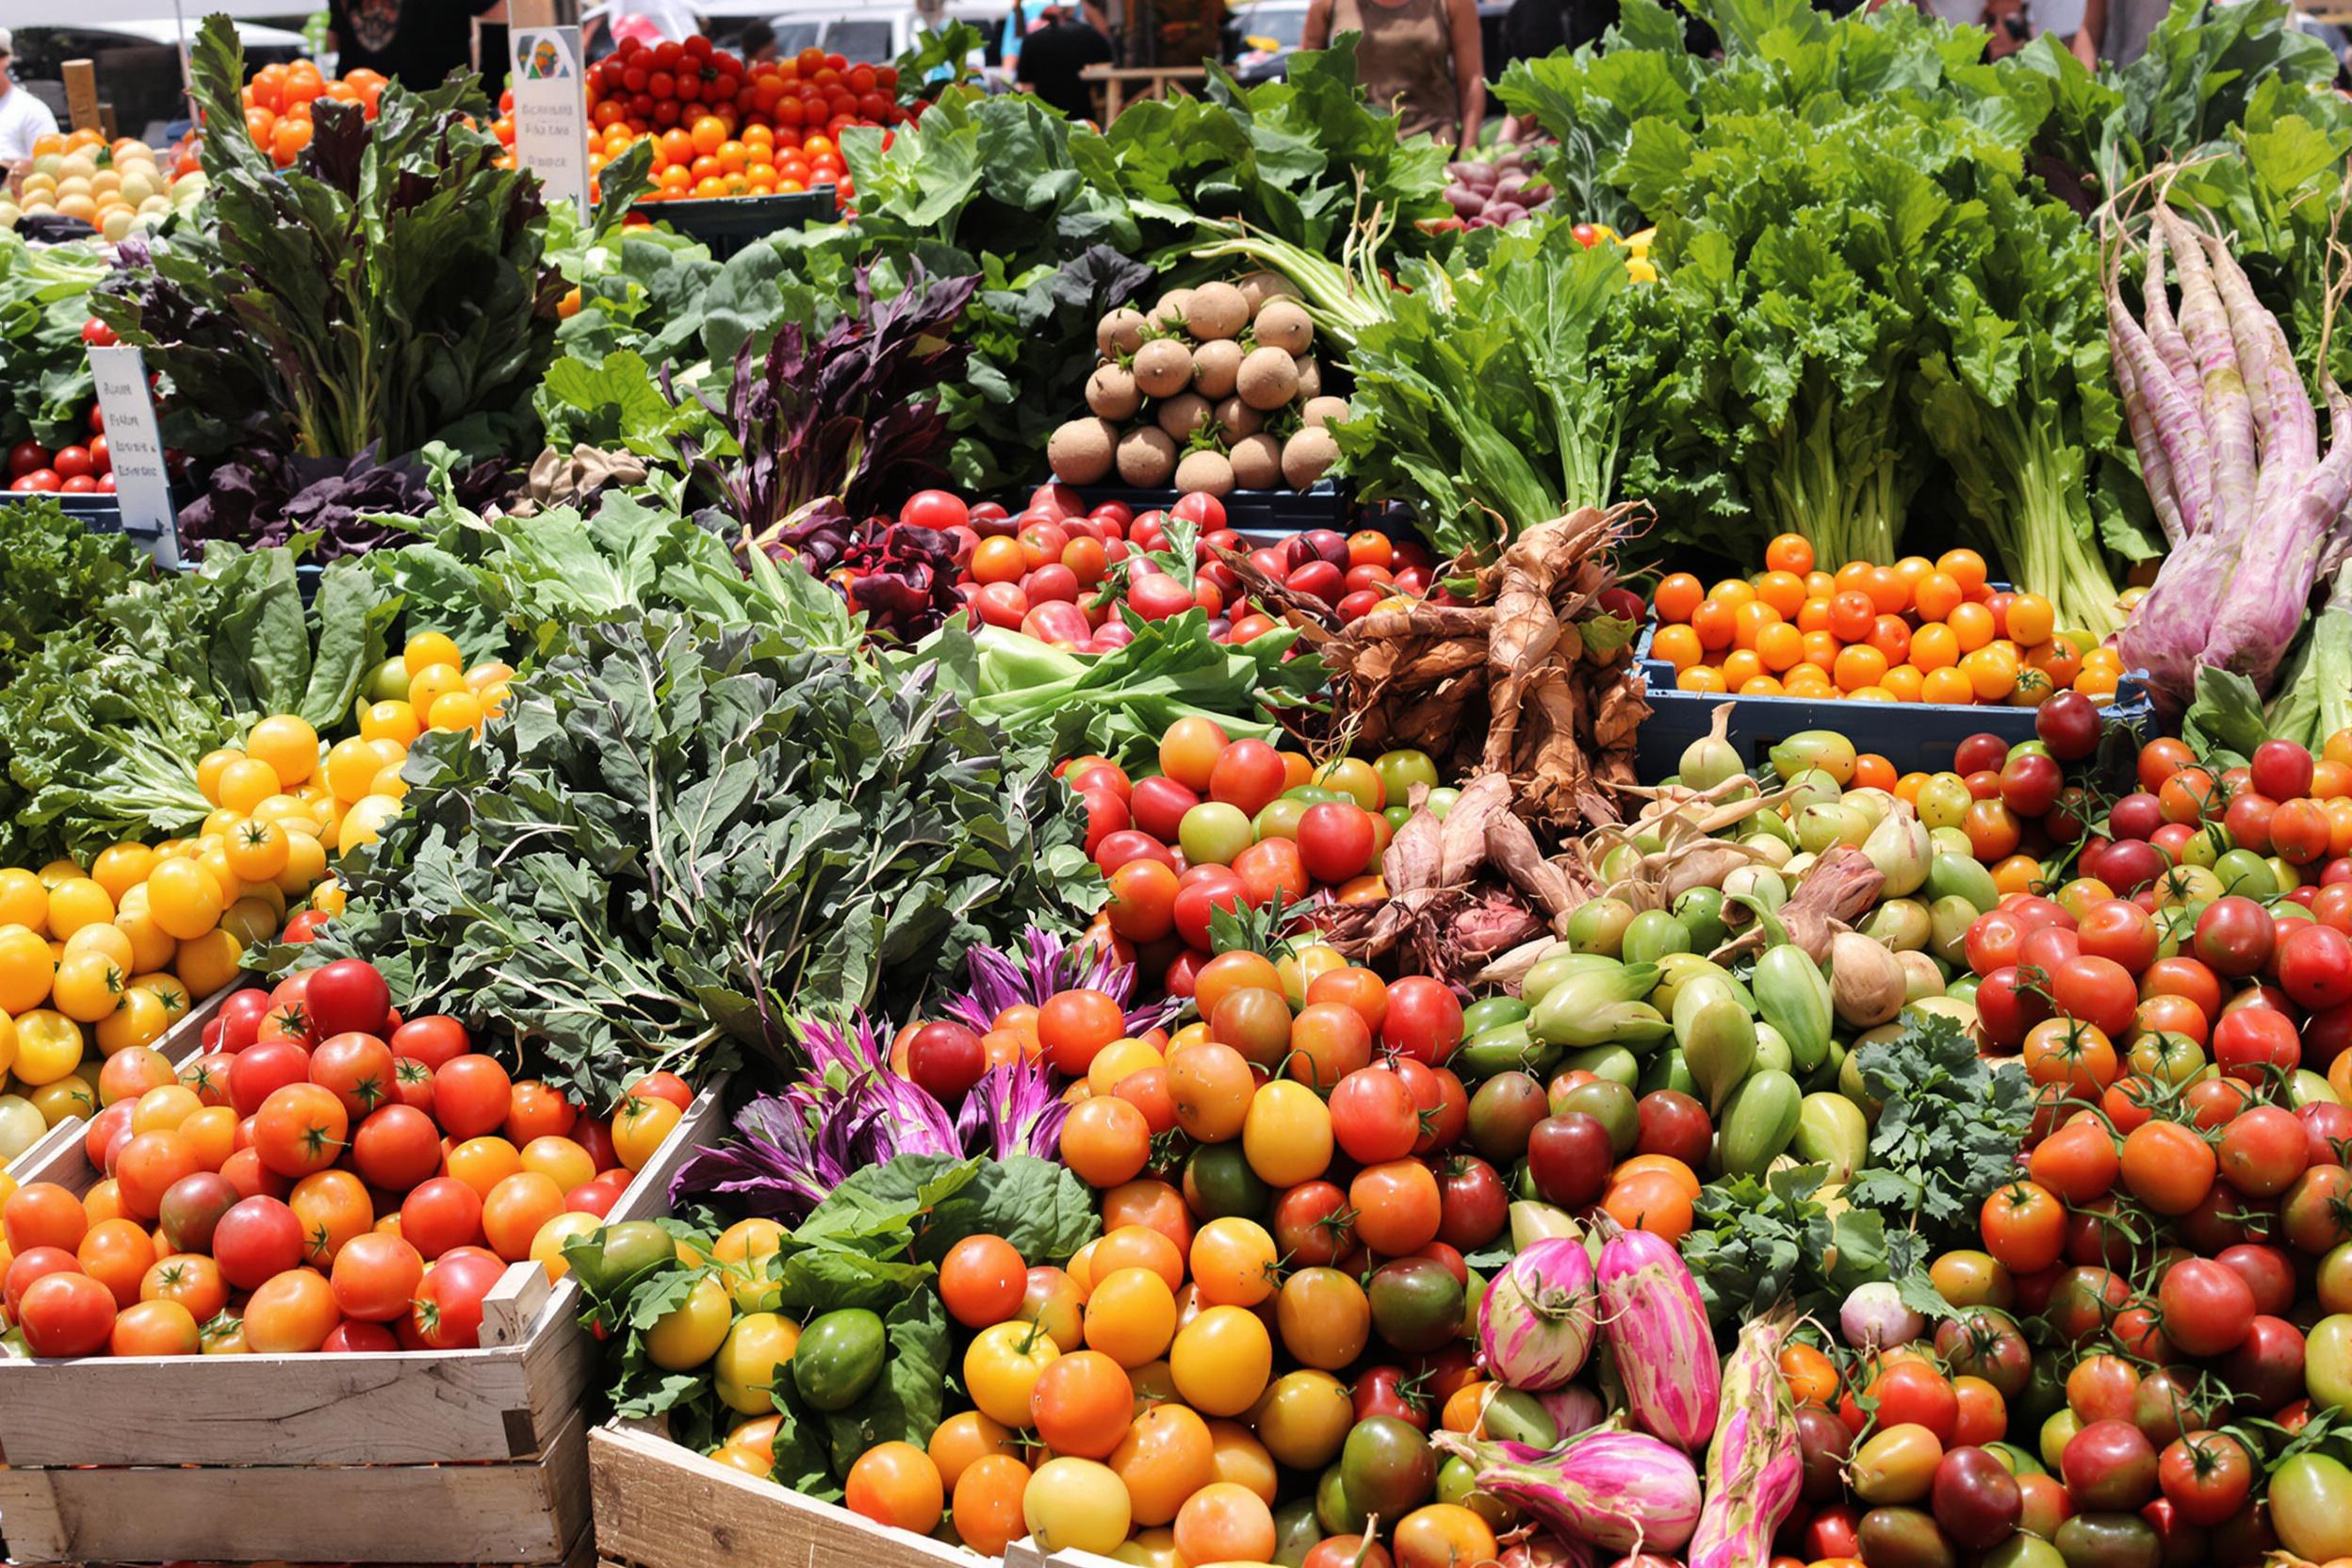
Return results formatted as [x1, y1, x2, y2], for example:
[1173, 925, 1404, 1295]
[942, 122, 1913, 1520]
[328, 0, 509, 89]
[737, 21, 780, 64]
[2069, 0, 2171, 65]
[1302, 0, 1484, 153]
[0, 31, 61, 168]
[1017, 5, 1115, 117]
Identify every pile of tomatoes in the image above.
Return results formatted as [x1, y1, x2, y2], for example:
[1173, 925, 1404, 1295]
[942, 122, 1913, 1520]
[237, 58, 390, 170]
[930, 484, 1436, 653]
[558, 36, 908, 204]
[1070, 721, 1451, 1002]
[0, 956, 691, 1360]
[1648, 534, 2130, 706]
[7, 344, 112, 497]
[1775, 728, 2352, 1564]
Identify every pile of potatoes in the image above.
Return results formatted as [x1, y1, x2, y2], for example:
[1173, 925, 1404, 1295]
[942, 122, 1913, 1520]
[1047, 272, 1348, 498]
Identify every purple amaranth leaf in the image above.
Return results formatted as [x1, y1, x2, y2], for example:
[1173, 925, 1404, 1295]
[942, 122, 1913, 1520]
[666, 1091, 835, 1220]
[943, 924, 1178, 1041]
[956, 1055, 1072, 1162]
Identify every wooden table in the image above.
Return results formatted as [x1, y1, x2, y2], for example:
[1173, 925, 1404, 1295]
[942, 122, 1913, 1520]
[1080, 64, 1211, 122]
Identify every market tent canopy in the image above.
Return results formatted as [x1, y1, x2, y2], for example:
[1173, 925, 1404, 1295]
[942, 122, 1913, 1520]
[7, 4, 311, 24]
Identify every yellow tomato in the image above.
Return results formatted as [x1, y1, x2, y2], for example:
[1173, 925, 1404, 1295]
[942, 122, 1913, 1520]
[403, 631, 464, 677]
[195, 748, 244, 807]
[405, 662, 466, 715]
[0, 924, 52, 1015]
[359, 701, 421, 745]
[612, 1092, 682, 1170]
[51, 950, 124, 1023]
[12, 1010, 84, 1086]
[216, 758, 283, 816]
[324, 737, 383, 804]
[95, 987, 170, 1054]
[243, 714, 319, 787]
[715, 1311, 802, 1413]
[644, 1273, 732, 1370]
[338, 794, 404, 852]
[45, 878, 114, 939]
[0, 872, 47, 937]
[530, 1210, 602, 1281]
[89, 844, 155, 904]
[173, 929, 243, 1000]
[61, 922, 134, 971]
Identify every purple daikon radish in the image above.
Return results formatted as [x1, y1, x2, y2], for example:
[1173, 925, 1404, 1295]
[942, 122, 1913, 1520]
[2115, 346, 2187, 547]
[1594, 1217, 1719, 1448]
[2108, 273, 2212, 538]
[1478, 1236, 1598, 1391]
[2143, 218, 2204, 426]
[2158, 206, 2258, 526]
[1433, 1429, 1703, 1555]
[2201, 225, 2318, 484]
[1686, 1313, 1803, 1568]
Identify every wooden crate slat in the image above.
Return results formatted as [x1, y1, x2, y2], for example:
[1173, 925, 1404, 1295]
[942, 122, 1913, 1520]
[590, 1420, 977, 1568]
[0, 1406, 590, 1563]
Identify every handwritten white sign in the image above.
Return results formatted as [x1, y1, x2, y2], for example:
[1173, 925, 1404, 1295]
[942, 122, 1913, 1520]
[510, 27, 592, 215]
[85, 345, 180, 569]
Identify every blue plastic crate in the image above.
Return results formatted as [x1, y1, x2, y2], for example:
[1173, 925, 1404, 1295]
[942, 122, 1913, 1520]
[1632, 619, 2158, 781]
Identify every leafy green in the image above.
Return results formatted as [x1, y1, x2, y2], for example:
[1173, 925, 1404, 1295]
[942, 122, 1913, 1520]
[1108, 41, 1451, 259]
[92, 17, 561, 463]
[0, 544, 388, 863]
[1847, 1011, 2037, 1249]
[1909, 156, 2135, 637]
[2265, 564, 2352, 754]
[956, 609, 1324, 771]
[2182, 663, 2271, 764]
[1333, 224, 1641, 560]
[0, 234, 109, 450]
[275, 611, 1100, 1103]
[0, 498, 148, 691]
[1680, 1162, 1927, 1329]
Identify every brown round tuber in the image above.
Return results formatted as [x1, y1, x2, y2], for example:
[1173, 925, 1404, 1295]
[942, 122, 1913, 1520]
[1174, 449, 1236, 497]
[1097, 307, 1147, 358]
[1228, 433, 1282, 490]
[1236, 346, 1301, 411]
[1301, 395, 1351, 429]
[1184, 281, 1250, 342]
[1132, 337, 1196, 400]
[1214, 396, 1264, 440]
[1156, 391, 1212, 441]
[1282, 426, 1340, 488]
[1190, 338, 1243, 400]
[1049, 417, 1119, 484]
[1235, 270, 1301, 317]
[1116, 425, 1179, 486]
[1293, 355, 1322, 400]
[1147, 288, 1194, 330]
[1086, 362, 1142, 420]
[1251, 298, 1313, 355]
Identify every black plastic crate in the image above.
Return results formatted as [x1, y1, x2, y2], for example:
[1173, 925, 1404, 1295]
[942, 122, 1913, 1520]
[637, 185, 841, 258]
[1632, 619, 2158, 781]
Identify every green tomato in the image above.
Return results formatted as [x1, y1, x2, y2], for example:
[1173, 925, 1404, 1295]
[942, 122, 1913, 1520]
[363, 656, 414, 704]
[792, 1307, 887, 1412]
[1179, 802, 1254, 866]
[565, 1219, 678, 1299]
[1373, 749, 1439, 805]
[1256, 798, 1310, 841]
[1424, 787, 1460, 820]
[1916, 775, 1974, 831]
[2272, 1452, 2352, 1561]
[2213, 847, 2277, 899]
[1382, 805, 1413, 833]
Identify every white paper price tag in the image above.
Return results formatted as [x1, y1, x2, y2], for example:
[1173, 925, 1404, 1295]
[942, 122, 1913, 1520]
[510, 28, 592, 215]
[85, 344, 181, 569]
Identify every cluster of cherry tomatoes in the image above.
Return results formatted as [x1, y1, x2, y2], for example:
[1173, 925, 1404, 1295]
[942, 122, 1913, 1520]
[237, 59, 390, 170]
[1066, 723, 1455, 1004]
[923, 483, 1437, 653]
[0, 957, 693, 1360]
[1650, 535, 2130, 706]
[540, 36, 906, 203]
[6, 368, 111, 497]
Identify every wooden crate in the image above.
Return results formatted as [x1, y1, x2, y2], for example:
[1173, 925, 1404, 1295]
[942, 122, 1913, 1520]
[0, 1077, 728, 1563]
[2, 980, 237, 1179]
[591, 1417, 996, 1568]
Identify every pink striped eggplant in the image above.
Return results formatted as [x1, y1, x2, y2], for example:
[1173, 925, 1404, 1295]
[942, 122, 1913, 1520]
[1688, 1310, 1803, 1568]
[1478, 1235, 1599, 1390]
[1595, 1217, 1720, 1448]
[1535, 1384, 1606, 1444]
[1431, 1429, 1703, 1555]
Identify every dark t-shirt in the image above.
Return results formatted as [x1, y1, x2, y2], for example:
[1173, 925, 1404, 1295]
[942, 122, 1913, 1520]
[332, 0, 500, 90]
[1020, 22, 1114, 122]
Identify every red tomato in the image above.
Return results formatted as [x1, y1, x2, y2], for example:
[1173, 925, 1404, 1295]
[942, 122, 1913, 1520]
[304, 958, 392, 1038]
[433, 1055, 514, 1140]
[389, 1015, 471, 1070]
[211, 1196, 306, 1290]
[411, 1245, 505, 1349]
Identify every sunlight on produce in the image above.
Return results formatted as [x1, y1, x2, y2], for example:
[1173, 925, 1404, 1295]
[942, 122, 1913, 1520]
[2, 0, 2352, 1561]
